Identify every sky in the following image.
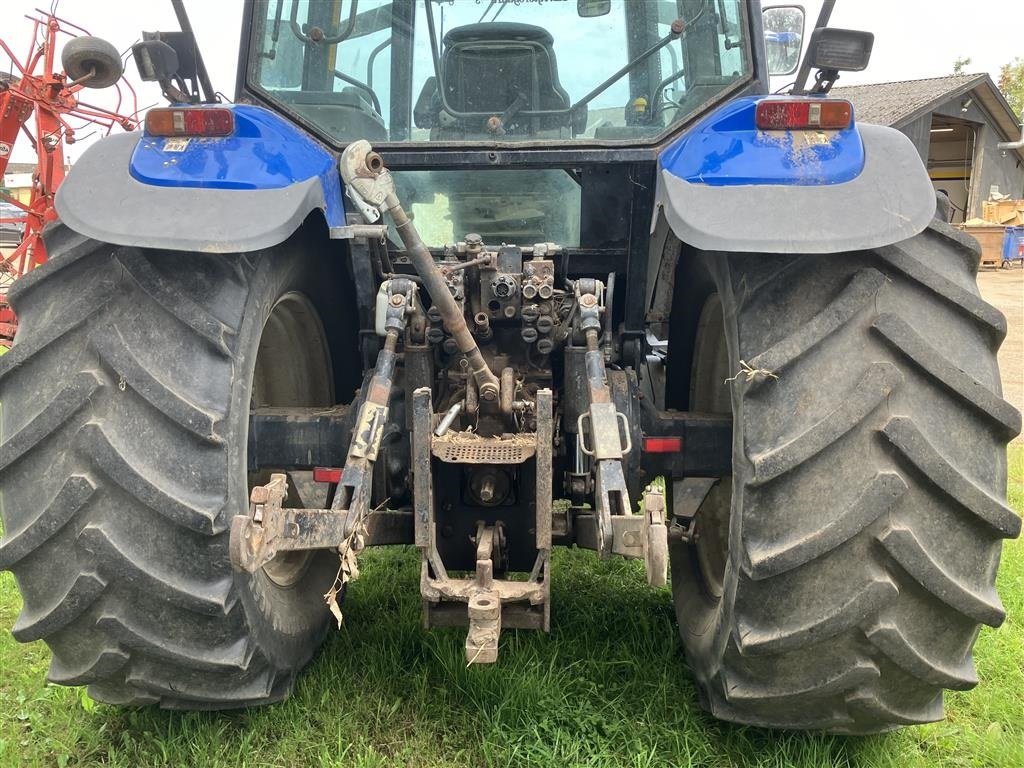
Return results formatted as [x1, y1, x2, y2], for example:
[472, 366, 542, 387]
[2, 0, 1023, 164]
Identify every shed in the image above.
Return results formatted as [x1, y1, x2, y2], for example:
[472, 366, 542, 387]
[832, 74, 1024, 224]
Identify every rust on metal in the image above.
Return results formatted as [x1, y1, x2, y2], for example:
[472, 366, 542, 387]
[642, 486, 668, 587]
[431, 431, 537, 464]
[419, 387, 554, 658]
[535, 389, 553, 550]
[229, 473, 414, 573]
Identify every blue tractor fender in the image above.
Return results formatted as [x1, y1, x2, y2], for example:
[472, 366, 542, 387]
[55, 105, 343, 253]
[654, 95, 936, 254]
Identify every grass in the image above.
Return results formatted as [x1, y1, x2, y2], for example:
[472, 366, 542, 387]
[1, 448, 1022, 767]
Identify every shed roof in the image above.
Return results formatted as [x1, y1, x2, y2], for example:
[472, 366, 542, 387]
[832, 74, 980, 124]
[3, 163, 40, 175]
[832, 73, 1024, 160]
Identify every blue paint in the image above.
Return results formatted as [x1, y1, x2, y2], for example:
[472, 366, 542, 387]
[1003, 226, 1024, 264]
[130, 104, 344, 226]
[660, 96, 865, 186]
[764, 31, 800, 44]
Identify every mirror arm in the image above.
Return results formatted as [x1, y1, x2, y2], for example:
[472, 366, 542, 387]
[170, 0, 217, 103]
[791, 0, 835, 95]
[157, 75, 190, 105]
[809, 67, 840, 95]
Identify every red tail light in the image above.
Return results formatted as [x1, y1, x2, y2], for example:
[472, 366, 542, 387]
[145, 107, 234, 137]
[313, 467, 343, 484]
[642, 436, 682, 454]
[755, 99, 852, 130]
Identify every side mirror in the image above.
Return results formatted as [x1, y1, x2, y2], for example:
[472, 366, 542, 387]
[762, 6, 805, 76]
[132, 39, 179, 82]
[133, 31, 204, 83]
[805, 27, 874, 72]
[577, 0, 611, 18]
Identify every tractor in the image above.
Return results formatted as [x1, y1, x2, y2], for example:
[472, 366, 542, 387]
[0, 0, 1019, 733]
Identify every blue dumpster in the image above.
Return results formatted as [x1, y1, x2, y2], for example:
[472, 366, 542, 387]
[1003, 226, 1024, 267]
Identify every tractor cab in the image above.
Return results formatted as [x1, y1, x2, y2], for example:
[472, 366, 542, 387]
[241, 0, 758, 257]
[250, 0, 752, 146]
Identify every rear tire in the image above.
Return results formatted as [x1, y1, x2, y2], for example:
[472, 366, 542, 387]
[669, 215, 1021, 732]
[0, 222, 358, 708]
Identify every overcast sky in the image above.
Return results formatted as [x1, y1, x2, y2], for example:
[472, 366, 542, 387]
[3, 0, 1022, 164]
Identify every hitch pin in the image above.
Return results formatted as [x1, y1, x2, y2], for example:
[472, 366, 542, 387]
[435, 401, 464, 437]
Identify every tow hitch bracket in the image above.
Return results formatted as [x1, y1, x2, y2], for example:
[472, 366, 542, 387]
[229, 473, 412, 573]
[231, 283, 413, 574]
[573, 484, 668, 586]
[416, 388, 554, 664]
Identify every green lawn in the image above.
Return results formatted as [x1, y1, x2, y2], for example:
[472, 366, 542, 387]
[2, 448, 1022, 768]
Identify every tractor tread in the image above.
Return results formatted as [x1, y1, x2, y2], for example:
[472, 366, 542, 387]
[878, 525, 1005, 626]
[0, 474, 96, 568]
[79, 522, 236, 615]
[0, 371, 102, 474]
[114, 250, 235, 355]
[0, 292, 110, 384]
[47, 647, 129, 686]
[158, 674, 294, 711]
[77, 421, 227, 534]
[872, 312, 1021, 436]
[723, 659, 879, 703]
[863, 620, 978, 690]
[735, 576, 898, 656]
[12, 570, 106, 642]
[749, 362, 901, 484]
[926, 218, 983, 270]
[747, 267, 887, 384]
[1, 223, 343, 710]
[86, 681, 160, 707]
[875, 241, 1006, 340]
[845, 690, 944, 727]
[126, 663, 277, 705]
[95, 611, 254, 672]
[881, 417, 1020, 536]
[6, 225, 101, 306]
[674, 217, 1019, 732]
[91, 324, 226, 443]
[744, 472, 906, 579]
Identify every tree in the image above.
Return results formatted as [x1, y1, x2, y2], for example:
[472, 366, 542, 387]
[998, 58, 1024, 119]
[953, 56, 972, 76]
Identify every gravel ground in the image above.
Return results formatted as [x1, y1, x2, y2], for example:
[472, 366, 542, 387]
[978, 266, 1024, 442]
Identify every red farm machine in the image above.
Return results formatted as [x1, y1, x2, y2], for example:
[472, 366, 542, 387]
[0, 7, 137, 347]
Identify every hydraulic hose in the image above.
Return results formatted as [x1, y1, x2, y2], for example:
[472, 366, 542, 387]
[381, 186, 499, 401]
[338, 141, 500, 401]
